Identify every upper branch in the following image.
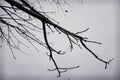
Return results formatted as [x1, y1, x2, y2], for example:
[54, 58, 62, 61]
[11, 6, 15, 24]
[3, 0, 114, 77]
[5, 0, 114, 69]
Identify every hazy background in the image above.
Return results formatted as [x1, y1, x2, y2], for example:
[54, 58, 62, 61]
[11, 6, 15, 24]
[0, 0, 119, 80]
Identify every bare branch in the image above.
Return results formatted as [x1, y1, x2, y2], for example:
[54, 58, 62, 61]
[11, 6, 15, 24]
[0, 0, 114, 77]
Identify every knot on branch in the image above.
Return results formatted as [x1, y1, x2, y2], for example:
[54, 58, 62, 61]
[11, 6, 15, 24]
[105, 58, 115, 69]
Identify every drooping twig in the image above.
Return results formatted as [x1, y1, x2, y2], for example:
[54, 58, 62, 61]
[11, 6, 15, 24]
[42, 21, 80, 77]
[0, 0, 114, 77]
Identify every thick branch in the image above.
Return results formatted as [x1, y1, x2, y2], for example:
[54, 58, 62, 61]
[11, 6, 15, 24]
[2, 0, 114, 77]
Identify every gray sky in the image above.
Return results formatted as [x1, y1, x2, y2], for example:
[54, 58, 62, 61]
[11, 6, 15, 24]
[0, 0, 119, 80]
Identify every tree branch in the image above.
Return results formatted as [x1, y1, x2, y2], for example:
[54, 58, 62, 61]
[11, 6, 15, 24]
[0, 0, 114, 77]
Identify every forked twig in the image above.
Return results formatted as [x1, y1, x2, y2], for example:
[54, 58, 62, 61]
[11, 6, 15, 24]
[0, 0, 114, 77]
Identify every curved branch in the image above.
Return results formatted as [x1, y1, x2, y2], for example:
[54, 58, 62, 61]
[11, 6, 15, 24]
[42, 21, 79, 77]
[80, 39, 114, 69]
[1, 0, 114, 77]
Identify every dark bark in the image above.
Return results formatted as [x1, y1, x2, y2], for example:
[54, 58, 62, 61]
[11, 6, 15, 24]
[0, 0, 114, 77]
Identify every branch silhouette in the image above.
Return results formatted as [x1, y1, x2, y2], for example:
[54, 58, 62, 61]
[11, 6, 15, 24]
[0, 0, 114, 77]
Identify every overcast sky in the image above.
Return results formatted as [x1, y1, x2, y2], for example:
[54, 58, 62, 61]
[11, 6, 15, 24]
[0, 0, 119, 80]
